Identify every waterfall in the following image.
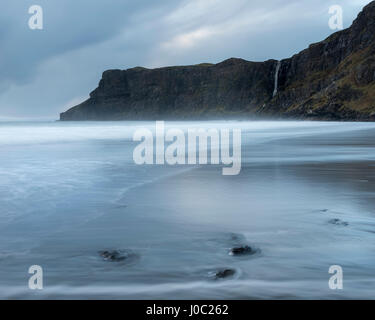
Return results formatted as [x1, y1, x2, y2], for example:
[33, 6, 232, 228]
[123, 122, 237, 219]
[273, 61, 281, 97]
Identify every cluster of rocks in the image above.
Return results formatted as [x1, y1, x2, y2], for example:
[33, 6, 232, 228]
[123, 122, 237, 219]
[98, 234, 260, 281]
[213, 234, 261, 280]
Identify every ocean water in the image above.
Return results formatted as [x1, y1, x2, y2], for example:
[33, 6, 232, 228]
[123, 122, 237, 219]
[0, 120, 375, 299]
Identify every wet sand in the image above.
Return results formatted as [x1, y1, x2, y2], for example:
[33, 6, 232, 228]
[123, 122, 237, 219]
[1, 121, 375, 299]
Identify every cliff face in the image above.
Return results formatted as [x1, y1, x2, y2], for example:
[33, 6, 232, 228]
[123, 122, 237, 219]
[60, 59, 276, 120]
[60, 1, 375, 121]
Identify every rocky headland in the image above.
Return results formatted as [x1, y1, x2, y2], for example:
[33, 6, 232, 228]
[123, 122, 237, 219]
[60, 2, 375, 121]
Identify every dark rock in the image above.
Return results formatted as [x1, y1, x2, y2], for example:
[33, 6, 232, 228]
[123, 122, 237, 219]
[60, 2, 375, 121]
[229, 245, 257, 256]
[99, 250, 129, 262]
[214, 269, 236, 279]
[328, 218, 349, 226]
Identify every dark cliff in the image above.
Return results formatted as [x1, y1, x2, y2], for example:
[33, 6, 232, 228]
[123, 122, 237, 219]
[60, 1, 375, 121]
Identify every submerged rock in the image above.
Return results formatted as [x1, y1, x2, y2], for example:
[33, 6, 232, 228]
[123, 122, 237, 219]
[229, 245, 258, 256]
[328, 219, 349, 226]
[99, 250, 130, 262]
[214, 269, 236, 279]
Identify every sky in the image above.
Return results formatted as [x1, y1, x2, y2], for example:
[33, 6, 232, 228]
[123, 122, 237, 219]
[0, 0, 371, 120]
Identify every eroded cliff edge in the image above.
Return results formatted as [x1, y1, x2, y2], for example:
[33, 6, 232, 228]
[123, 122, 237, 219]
[60, 2, 375, 121]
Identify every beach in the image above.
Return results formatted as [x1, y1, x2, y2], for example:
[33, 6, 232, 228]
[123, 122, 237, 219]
[0, 121, 374, 299]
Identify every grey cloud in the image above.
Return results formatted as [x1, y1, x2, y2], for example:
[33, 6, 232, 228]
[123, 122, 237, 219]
[0, 0, 177, 87]
[0, 0, 371, 119]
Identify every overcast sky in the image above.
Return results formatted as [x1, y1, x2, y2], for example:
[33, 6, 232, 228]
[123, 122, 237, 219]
[0, 0, 371, 120]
